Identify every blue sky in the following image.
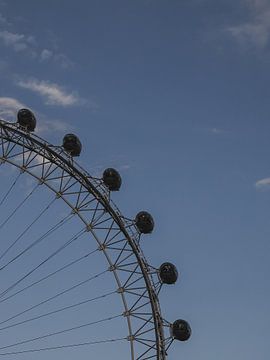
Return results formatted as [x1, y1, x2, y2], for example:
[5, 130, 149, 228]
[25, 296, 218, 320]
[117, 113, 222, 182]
[0, 0, 270, 359]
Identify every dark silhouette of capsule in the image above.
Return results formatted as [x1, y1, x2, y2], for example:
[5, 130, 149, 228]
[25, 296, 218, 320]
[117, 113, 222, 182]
[62, 134, 82, 157]
[102, 168, 122, 191]
[171, 319, 191, 341]
[17, 108, 36, 132]
[159, 262, 178, 284]
[135, 211, 154, 234]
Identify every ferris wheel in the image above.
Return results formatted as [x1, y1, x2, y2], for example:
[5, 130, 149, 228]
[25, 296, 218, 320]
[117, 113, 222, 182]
[0, 108, 191, 360]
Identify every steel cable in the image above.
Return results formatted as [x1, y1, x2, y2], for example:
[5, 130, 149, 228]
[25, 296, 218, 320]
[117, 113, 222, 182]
[0, 183, 39, 231]
[0, 314, 123, 350]
[0, 314, 122, 350]
[0, 212, 73, 272]
[0, 290, 116, 332]
[0, 197, 57, 262]
[0, 269, 108, 326]
[0, 337, 126, 356]
[0, 172, 21, 207]
[0, 248, 98, 305]
[0, 228, 86, 300]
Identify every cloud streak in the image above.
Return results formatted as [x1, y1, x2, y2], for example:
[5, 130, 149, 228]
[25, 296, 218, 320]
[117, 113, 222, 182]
[226, 0, 270, 48]
[209, 127, 226, 134]
[16, 78, 82, 106]
[0, 30, 26, 50]
[36, 118, 73, 135]
[0, 30, 36, 55]
[0, 20, 73, 68]
[0, 96, 72, 134]
[0, 97, 25, 120]
[0, 13, 9, 26]
[255, 177, 270, 189]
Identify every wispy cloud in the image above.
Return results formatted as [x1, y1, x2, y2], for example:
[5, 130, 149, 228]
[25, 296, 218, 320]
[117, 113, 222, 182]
[53, 53, 74, 69]
[209, 127, 226, 134]
[255, 177, 270, 189]
[0, 30, 37, 55]
[0, 13, 9, 26]
[0, 18, 73, 68]
[0, 96, 25, 120]
[226, 0, 270, 48]
[40, 49, 53, 62]
[16, 78, 83, 107]
[36, 118, 73, 135]
[40, 49, 74, 68]
[0, 96, 72, 135]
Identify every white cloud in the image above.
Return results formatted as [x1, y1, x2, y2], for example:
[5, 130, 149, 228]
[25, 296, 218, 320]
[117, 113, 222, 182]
[0, 13, 9, 26]
[0, 30, 24, 45]
[247, 0, 268, 10]
[255, 177, 270, 189]
[16, 78, 81, 106]
[0, 26, 72, 68]
[0, 97, 25, 120]
[0, 96, 72, 135]
[54, 53, 74, 69]
[226, 0, 270, 48]
[0, 30, 36, 54]
[39, 49, 73, 68]
[40, 49, 53, 62]
[36, 118, 73, 135]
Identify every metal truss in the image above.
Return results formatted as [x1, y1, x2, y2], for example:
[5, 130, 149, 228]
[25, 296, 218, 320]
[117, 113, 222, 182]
[0, 120, 171, 360]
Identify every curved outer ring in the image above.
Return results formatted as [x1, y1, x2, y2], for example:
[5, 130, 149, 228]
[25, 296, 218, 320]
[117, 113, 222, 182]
[0, 120, 166, 360]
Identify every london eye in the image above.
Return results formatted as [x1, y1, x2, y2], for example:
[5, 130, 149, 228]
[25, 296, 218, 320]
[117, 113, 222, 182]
[0, 108, 191, 360]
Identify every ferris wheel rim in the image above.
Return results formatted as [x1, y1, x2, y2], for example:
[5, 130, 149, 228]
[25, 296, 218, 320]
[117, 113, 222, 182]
[0, 119, 167, 360]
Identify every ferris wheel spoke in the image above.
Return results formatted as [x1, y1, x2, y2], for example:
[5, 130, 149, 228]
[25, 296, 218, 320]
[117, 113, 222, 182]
[0, 182, 39, 232]
[0, 172, 22, 207]
[0, 228, 86, 299]
[0, 337, 126, 356]
[0, 248, 99, 304]
[0, 289, 117, 332]
[0, 197, 57, 263]
[0, 313, 123, 351]
[0, 212, 74, 272]
[0, 269, 108, 326]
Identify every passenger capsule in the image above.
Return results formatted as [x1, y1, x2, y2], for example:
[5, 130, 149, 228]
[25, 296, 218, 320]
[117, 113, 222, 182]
[62, 134, 82, 157]
[135, 211, 154, 234]
[171, 319, 191, 341]
[102, 168, 122, 191]
[17, 108, 36, 132]
[159, 262, 178, 284]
